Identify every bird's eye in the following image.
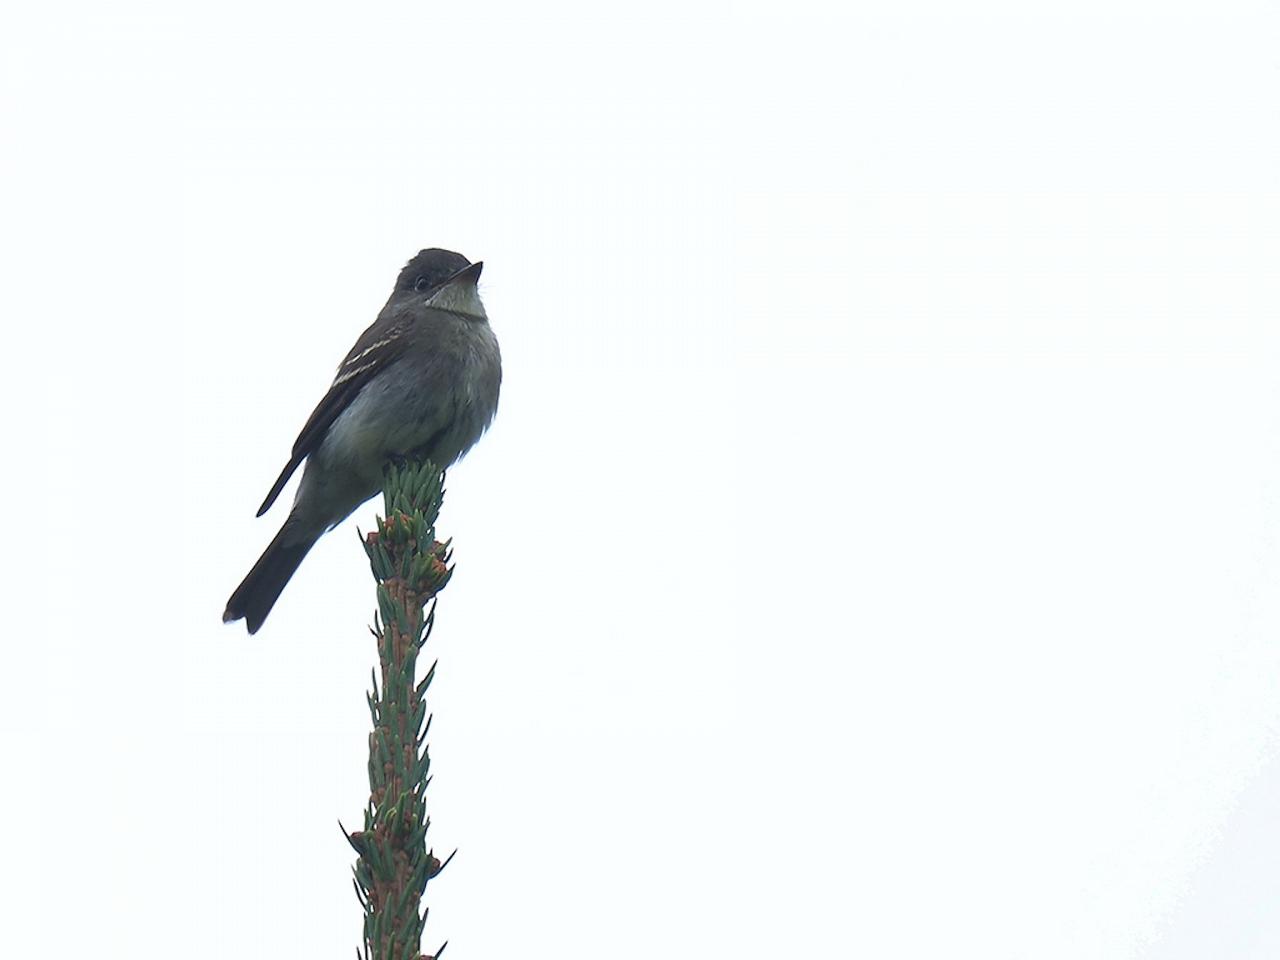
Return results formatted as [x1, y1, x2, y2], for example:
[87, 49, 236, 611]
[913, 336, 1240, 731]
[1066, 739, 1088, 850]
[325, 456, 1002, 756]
[413, 276, 432, 293]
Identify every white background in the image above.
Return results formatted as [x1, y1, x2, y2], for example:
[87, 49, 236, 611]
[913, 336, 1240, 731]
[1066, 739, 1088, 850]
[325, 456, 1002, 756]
[3, 1, 1279, 957]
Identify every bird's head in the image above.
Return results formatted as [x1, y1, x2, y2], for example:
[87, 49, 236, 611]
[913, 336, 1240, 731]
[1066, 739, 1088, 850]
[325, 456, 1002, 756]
[392, 248, 485, 317]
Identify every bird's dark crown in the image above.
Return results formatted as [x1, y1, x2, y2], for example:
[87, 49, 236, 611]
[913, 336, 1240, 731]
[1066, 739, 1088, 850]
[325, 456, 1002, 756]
[395, 248, 472, 295]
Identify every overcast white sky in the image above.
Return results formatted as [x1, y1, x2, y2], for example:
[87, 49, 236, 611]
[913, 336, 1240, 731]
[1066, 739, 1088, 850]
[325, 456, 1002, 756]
[4, 1, 1280, 957]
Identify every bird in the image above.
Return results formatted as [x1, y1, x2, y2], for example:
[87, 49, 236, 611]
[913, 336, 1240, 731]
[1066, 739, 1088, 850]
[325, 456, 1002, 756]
[223, 248, 502, 634]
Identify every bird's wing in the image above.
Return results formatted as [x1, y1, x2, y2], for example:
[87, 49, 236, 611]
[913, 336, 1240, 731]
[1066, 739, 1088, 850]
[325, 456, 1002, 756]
[255, 319, 411, 517]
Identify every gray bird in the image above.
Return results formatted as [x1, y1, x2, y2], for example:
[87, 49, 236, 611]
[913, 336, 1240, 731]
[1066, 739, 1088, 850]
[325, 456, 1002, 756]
[224, 248, 501, 634]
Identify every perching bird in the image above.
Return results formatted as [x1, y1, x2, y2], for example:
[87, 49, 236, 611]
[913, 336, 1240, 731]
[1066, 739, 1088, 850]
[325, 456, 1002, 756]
[223, 248, 501, 634]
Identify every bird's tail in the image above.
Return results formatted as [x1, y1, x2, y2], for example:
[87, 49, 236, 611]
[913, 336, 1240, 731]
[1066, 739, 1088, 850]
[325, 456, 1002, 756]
[223, 521, 318, 634]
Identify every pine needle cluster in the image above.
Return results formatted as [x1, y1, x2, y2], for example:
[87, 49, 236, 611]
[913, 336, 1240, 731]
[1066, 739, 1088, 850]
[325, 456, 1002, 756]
[343, 461, 455, 960]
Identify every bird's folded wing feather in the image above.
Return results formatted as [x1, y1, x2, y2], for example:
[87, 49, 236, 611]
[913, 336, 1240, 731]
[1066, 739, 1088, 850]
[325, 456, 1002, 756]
[256, 321, 410, 517]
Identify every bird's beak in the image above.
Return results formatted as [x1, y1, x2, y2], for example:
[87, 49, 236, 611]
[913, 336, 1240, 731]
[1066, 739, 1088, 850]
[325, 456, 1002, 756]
[447, 261, 483, 286]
